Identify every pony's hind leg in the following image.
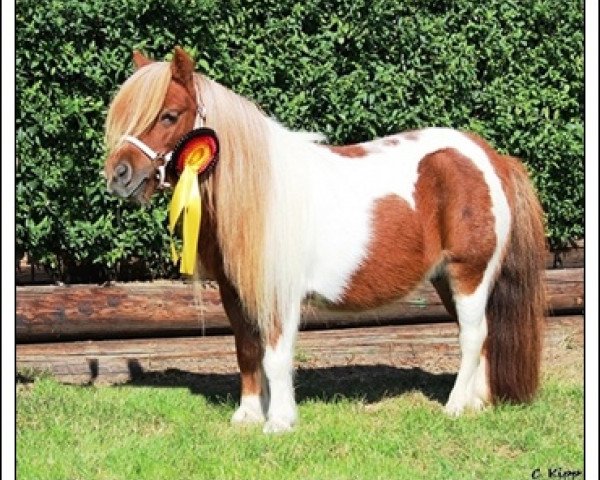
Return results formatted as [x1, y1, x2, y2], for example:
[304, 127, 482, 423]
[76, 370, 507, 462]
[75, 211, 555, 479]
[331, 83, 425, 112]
[445, 283, 491, 416]
[467, 353, 490, 409]
[431, 274, 489, 413]
[219, 278, 268, 424]
[262, 304, 301, 433]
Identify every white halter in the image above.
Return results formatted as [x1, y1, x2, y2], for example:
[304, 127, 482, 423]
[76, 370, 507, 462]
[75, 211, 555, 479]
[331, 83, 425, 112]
[122, 81, 206, 189]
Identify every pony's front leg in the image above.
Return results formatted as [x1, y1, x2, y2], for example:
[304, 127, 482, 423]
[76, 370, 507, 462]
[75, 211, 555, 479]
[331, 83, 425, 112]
[219, 278, 268, 424]
[262, 304, 301, 434]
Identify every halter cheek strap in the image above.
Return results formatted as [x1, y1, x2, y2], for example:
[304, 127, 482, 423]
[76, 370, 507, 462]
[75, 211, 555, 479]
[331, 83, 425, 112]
[122, 81, 207, 189]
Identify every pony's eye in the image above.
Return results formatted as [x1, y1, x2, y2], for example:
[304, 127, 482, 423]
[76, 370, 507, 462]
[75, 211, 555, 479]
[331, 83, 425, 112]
[160, 112, 179, 125]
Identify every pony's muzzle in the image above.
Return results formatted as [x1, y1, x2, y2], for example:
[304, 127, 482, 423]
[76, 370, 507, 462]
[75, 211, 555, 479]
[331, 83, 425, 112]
[113, 162, 133, 187]
[106, 160, 136, 197]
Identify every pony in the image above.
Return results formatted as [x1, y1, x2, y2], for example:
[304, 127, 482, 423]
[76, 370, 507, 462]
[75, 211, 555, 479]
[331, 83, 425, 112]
[103, 47, 546, 433]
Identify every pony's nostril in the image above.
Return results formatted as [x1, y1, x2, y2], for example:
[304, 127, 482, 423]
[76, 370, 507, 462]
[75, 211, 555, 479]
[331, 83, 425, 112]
[113, 162, 132, 185]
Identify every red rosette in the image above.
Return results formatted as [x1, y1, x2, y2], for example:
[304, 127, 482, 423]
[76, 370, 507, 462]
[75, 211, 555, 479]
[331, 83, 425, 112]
[171, 128, 219, 176]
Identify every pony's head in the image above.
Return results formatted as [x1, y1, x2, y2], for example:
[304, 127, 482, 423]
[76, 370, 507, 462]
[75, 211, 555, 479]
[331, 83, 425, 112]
[103, 46, 277, 327]
[104, 47, 200, 203]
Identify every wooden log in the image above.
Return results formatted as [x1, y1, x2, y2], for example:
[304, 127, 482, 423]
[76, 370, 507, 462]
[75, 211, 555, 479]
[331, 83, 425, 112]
[16, 268, 584, 342]
[16, 282, 229, 342]
[16, 315, 582, 385]
[545, 239, 585, 269]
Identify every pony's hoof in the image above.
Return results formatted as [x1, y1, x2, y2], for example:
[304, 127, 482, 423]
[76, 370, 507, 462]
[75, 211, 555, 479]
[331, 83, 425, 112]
[231, 405, 265, 425]
[444, 399, 466, 417]
[444, 396, 487, 416]
[468, 397, 487, 412]
[263, 418, 295, 434]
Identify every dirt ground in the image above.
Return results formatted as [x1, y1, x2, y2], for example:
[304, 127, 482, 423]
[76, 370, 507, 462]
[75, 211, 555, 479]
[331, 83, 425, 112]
[17, 315, 584, 410]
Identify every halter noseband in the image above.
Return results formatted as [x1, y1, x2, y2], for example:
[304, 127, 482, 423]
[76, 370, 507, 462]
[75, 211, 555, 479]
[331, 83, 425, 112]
[122, 81, 207, 189]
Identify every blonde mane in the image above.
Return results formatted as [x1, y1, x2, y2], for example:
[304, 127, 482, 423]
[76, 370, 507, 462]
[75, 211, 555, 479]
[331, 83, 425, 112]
[105, 62, 172, 152]
[105, 62, 314, 337]
[200, 76, 326, 338]
[196, 74, 275, 330]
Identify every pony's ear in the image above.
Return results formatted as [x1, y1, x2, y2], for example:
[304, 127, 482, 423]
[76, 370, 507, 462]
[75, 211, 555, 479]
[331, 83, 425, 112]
[132, 50, 153, 70]
[171, 46, 195, 92]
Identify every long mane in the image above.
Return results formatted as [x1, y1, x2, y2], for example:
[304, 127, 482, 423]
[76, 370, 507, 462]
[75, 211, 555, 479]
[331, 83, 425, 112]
[196, 74, 275, 330]
[200, 75, 327, 338]
[199, 74, 327, 336]
[105, 62, 318, 336]
[105, 62, 172, 152]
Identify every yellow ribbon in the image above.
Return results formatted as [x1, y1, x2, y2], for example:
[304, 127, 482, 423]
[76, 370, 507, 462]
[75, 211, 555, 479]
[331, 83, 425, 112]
[168, 143, 212, 275]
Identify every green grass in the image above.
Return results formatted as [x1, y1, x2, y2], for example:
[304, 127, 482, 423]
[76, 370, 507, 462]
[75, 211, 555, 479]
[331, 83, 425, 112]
[17, 369, 583, 480]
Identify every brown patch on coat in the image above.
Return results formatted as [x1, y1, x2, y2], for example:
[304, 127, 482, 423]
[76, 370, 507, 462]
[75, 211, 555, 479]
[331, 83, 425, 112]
[218, 272, 264, 397]
[413, 148, 497, 295]
[201, 206, 265, 398]
[337, 146, 498, 309]
[267, 318, 282, 349]
[337, 195, 428, 309]
[462, 132, 516, 209]
[327, 144, 369, 158]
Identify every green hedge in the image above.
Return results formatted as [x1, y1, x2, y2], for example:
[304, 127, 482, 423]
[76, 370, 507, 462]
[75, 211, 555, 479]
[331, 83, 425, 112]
[16, 0, 584, 281]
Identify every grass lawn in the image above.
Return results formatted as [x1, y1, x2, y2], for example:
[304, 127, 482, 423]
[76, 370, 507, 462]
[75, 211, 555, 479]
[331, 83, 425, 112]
[16, 347, 583, 480]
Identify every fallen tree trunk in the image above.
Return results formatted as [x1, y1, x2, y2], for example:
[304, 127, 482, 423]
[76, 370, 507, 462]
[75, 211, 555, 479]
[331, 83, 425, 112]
[16, 268, 584, 342]
[16, 315, 583, 385]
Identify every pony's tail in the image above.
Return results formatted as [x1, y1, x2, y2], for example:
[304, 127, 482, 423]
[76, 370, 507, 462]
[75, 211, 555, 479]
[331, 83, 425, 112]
[486, 157, 546, 404]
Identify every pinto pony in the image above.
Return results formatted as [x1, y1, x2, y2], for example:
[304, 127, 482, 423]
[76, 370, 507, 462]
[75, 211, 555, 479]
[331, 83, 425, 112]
[104, 47, 546, 433]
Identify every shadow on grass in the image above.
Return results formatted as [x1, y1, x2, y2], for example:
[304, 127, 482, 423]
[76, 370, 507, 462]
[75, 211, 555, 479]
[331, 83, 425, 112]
[120, 359, 455, 406]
